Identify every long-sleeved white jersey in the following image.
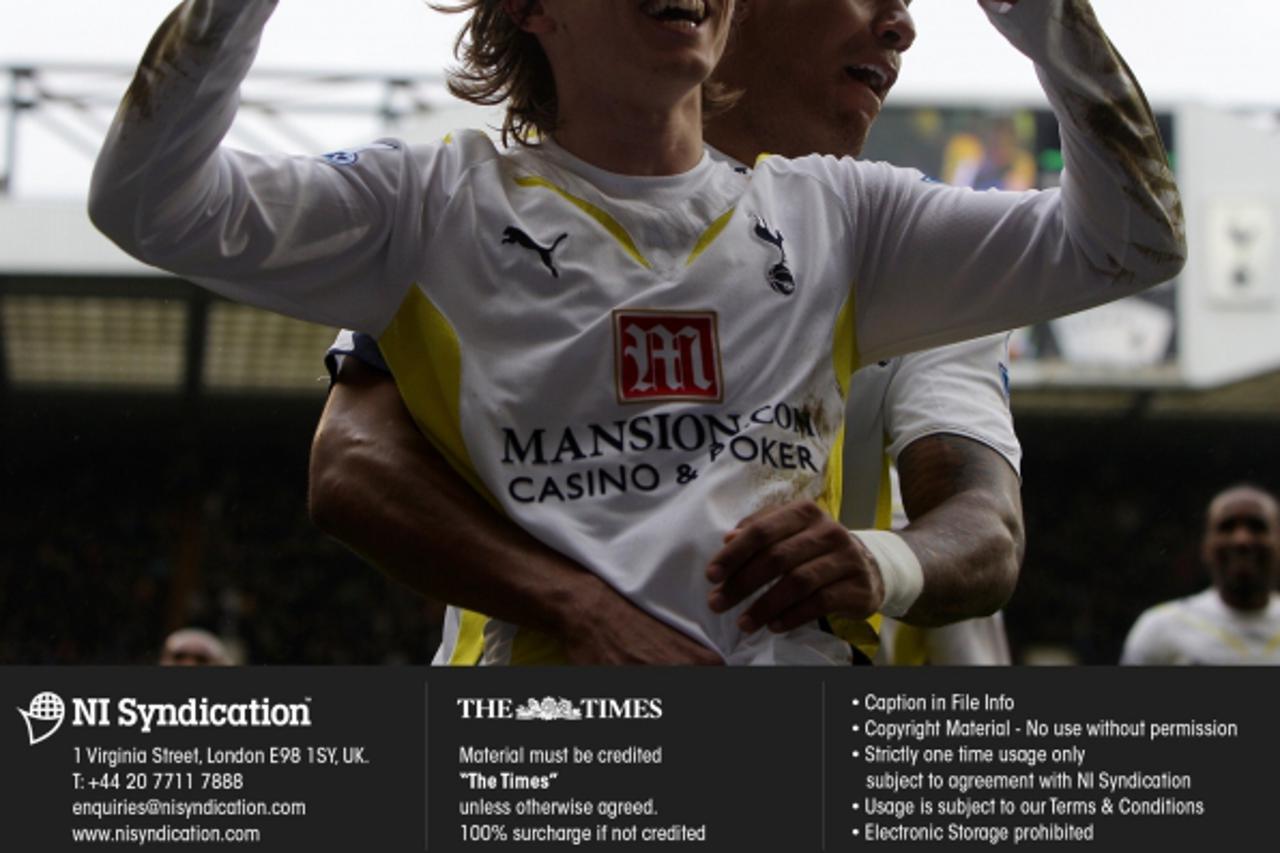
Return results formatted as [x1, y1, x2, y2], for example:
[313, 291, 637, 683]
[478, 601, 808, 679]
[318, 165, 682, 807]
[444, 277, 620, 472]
[91, 0, 1183, 664]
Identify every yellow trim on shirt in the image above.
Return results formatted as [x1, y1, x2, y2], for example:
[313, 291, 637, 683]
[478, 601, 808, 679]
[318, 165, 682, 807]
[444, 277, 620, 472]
[832, 288, 860, 397]
[377, 286, 497, 508]
[685, 207, 737, 266]
[449, 611, 487, 666]
[891, 624, 931, 667]
[1171, 606, 1267, 656]
[379, 286, 510, 667]
[874, 451, 911, 664]
[515, 176, 652, 270]
[816, 424, 844, 522]
[875, 452, 894, 532]
[823, 287, 880, 660]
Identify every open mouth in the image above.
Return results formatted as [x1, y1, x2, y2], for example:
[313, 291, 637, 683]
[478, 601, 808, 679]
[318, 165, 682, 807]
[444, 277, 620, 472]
[843, 63, 895, 102]
[642, 0, 710, 29]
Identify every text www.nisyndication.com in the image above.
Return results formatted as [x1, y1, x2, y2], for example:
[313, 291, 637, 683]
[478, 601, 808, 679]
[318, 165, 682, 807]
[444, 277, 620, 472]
[69, 799, 307, 845]
[71, 824, 260, 845]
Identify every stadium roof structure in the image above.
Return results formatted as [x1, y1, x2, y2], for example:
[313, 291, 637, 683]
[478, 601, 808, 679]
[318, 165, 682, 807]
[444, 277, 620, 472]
[1, 64, 1277, 418]
[0, 274, 338, 396]
[0, 63, 496, 400]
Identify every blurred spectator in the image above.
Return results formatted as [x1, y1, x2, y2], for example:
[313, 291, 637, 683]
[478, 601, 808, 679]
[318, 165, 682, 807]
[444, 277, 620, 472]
[160, 627, 232, 666]
[1120, 485, 1280, 664]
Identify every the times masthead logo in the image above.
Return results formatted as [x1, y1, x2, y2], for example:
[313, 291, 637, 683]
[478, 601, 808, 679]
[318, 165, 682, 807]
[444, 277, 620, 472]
[457, 695, 663, 721]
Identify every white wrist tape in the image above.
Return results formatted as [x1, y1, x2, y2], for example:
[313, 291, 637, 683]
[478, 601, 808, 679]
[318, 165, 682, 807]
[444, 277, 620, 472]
[850, 530, 924, 618]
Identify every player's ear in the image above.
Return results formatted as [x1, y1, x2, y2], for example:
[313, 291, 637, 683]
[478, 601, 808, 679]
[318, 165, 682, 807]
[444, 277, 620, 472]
[504, 0, 552, 34]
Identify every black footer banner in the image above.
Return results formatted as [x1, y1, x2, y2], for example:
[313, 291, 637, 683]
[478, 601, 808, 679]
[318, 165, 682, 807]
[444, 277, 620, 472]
[1, 668, 1269, 851]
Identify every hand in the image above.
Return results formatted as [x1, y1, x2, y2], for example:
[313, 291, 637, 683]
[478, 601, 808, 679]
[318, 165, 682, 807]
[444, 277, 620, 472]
[705, 500, 885, 633]
[560, 576, 724, 665]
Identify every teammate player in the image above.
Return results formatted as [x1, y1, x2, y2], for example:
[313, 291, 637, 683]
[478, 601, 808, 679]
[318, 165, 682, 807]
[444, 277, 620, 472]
[1121, 485, 1280, 665]
[91, 0, 1184, 664]
[313, 0, 1022, 666]
[852, 469, 1015, 666]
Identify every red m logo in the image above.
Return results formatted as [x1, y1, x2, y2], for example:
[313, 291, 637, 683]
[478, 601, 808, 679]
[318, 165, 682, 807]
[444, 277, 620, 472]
[613, 310, 723, 403]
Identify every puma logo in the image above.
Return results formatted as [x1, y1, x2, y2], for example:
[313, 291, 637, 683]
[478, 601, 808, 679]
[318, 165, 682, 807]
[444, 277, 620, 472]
[502, 227, 569, 278]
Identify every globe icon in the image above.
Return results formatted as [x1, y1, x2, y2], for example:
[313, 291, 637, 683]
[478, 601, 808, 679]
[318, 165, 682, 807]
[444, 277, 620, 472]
[28, 692, 65, 721]
[18, 691, 66, 745]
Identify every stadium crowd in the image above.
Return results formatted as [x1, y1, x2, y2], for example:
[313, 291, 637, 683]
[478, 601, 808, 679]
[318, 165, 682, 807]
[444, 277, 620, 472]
[1, 411, 1274, 666]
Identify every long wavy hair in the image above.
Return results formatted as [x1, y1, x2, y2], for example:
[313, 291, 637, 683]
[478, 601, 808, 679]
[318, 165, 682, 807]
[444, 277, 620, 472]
[432, 0, 738, 146]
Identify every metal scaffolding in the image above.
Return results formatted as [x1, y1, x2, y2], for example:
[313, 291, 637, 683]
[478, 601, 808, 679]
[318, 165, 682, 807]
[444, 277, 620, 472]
[1, 63, 451, 196]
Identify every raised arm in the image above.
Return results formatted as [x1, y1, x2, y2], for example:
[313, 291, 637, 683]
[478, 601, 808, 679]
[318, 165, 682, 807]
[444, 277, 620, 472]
[88, 0, 438, 333]
[309, 354, 721, 665]
[829, 0, 1185, 363]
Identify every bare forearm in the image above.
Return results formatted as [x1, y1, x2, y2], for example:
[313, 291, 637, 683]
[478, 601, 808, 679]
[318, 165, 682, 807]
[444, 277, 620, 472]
[307, 361, 721, 664]
[895, 434, 1024, 626]
[307, 361, 595, 638]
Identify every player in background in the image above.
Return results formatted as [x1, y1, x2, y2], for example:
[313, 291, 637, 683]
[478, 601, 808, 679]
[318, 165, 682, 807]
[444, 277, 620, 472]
[1121, 485, 1280, 665]
[158, 627, 233, 666]
[314, 1, 1022, 665]
[91, 0, 1183, 664]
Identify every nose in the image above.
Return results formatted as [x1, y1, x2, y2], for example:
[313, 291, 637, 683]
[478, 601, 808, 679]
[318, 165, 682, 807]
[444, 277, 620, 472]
[874, 1, 916, 52]
[1229, 525, 1257, 547]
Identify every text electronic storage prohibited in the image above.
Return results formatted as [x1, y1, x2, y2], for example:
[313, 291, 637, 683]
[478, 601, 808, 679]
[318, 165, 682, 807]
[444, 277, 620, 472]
[3, 666, 1279, 851]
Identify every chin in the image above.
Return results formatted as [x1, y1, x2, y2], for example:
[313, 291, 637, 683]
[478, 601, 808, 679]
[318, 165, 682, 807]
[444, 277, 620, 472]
[837, 115, 872, 158]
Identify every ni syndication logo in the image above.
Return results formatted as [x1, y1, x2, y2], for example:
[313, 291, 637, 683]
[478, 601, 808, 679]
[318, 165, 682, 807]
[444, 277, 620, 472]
[17, 691, 312, 746]
[18, 691, 66, 746]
